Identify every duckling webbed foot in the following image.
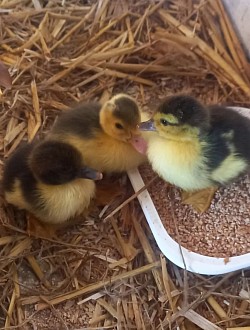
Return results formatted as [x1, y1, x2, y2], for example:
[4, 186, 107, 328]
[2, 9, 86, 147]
[181, 186, 218, 213]
[26, 214, 58, 239]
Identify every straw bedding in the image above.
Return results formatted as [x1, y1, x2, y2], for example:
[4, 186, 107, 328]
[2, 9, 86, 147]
[0, 0, 250, 329]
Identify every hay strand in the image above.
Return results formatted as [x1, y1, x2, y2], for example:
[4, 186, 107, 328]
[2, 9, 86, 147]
[35, 261, 161, 310]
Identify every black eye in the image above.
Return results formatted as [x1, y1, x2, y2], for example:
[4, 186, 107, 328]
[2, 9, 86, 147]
[160, 119, 168, 126]
[115, 123, 124, 129]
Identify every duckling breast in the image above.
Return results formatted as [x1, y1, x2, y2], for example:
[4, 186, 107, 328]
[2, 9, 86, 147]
[52, 133, 146, 173]
[87, 137, 146, 172]
[147, 135, 211, 190]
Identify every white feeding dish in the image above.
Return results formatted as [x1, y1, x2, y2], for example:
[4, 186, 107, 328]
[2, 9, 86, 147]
[128, 107, 250, 275]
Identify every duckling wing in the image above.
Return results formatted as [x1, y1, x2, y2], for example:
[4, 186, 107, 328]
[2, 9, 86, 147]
[205, 106, 250, 184]
[3, 143, 40, 213]
[209, 106, 250, 159]
[2, 143, 34, 192]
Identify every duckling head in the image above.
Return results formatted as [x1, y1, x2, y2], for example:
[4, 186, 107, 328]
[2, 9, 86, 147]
[99, 94, 141, 142]
[139, 95, 210, 141]
[29, 141, 103, 185]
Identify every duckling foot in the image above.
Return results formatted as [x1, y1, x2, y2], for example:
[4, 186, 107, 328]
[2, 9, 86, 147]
[26, 214, 58, 239]
[181, 186, 218, 213]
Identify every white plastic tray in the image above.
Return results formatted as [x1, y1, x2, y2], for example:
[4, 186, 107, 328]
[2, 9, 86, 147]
[128, 107, 250, 275]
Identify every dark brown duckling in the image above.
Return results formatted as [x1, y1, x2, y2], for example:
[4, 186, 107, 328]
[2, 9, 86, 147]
[2, 140, 102, 224]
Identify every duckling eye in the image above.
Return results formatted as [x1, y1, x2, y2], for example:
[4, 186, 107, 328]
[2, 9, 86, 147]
[160, 118, 168, 126]
[115, 123, 124, 129]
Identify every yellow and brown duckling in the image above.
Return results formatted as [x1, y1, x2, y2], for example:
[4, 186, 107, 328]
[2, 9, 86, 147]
[47, 94, 147, 173]
[2, 140, 102, 224]
[139, 95, 250, 211]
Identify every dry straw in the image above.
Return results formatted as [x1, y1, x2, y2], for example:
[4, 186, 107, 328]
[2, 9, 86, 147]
[0, 0, 250, 329]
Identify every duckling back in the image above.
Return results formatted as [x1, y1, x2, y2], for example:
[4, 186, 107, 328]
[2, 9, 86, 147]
[51, 102, 101, 139]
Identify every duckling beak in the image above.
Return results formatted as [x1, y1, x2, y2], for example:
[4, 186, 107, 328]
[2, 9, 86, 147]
[79, 167, 103, 181]
[138, 119, 156, 131]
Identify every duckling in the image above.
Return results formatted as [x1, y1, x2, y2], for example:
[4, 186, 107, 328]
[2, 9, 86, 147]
[2, 140, 102, 224]
[139, 95, 250, 211]
[47, 94, 147, 173]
